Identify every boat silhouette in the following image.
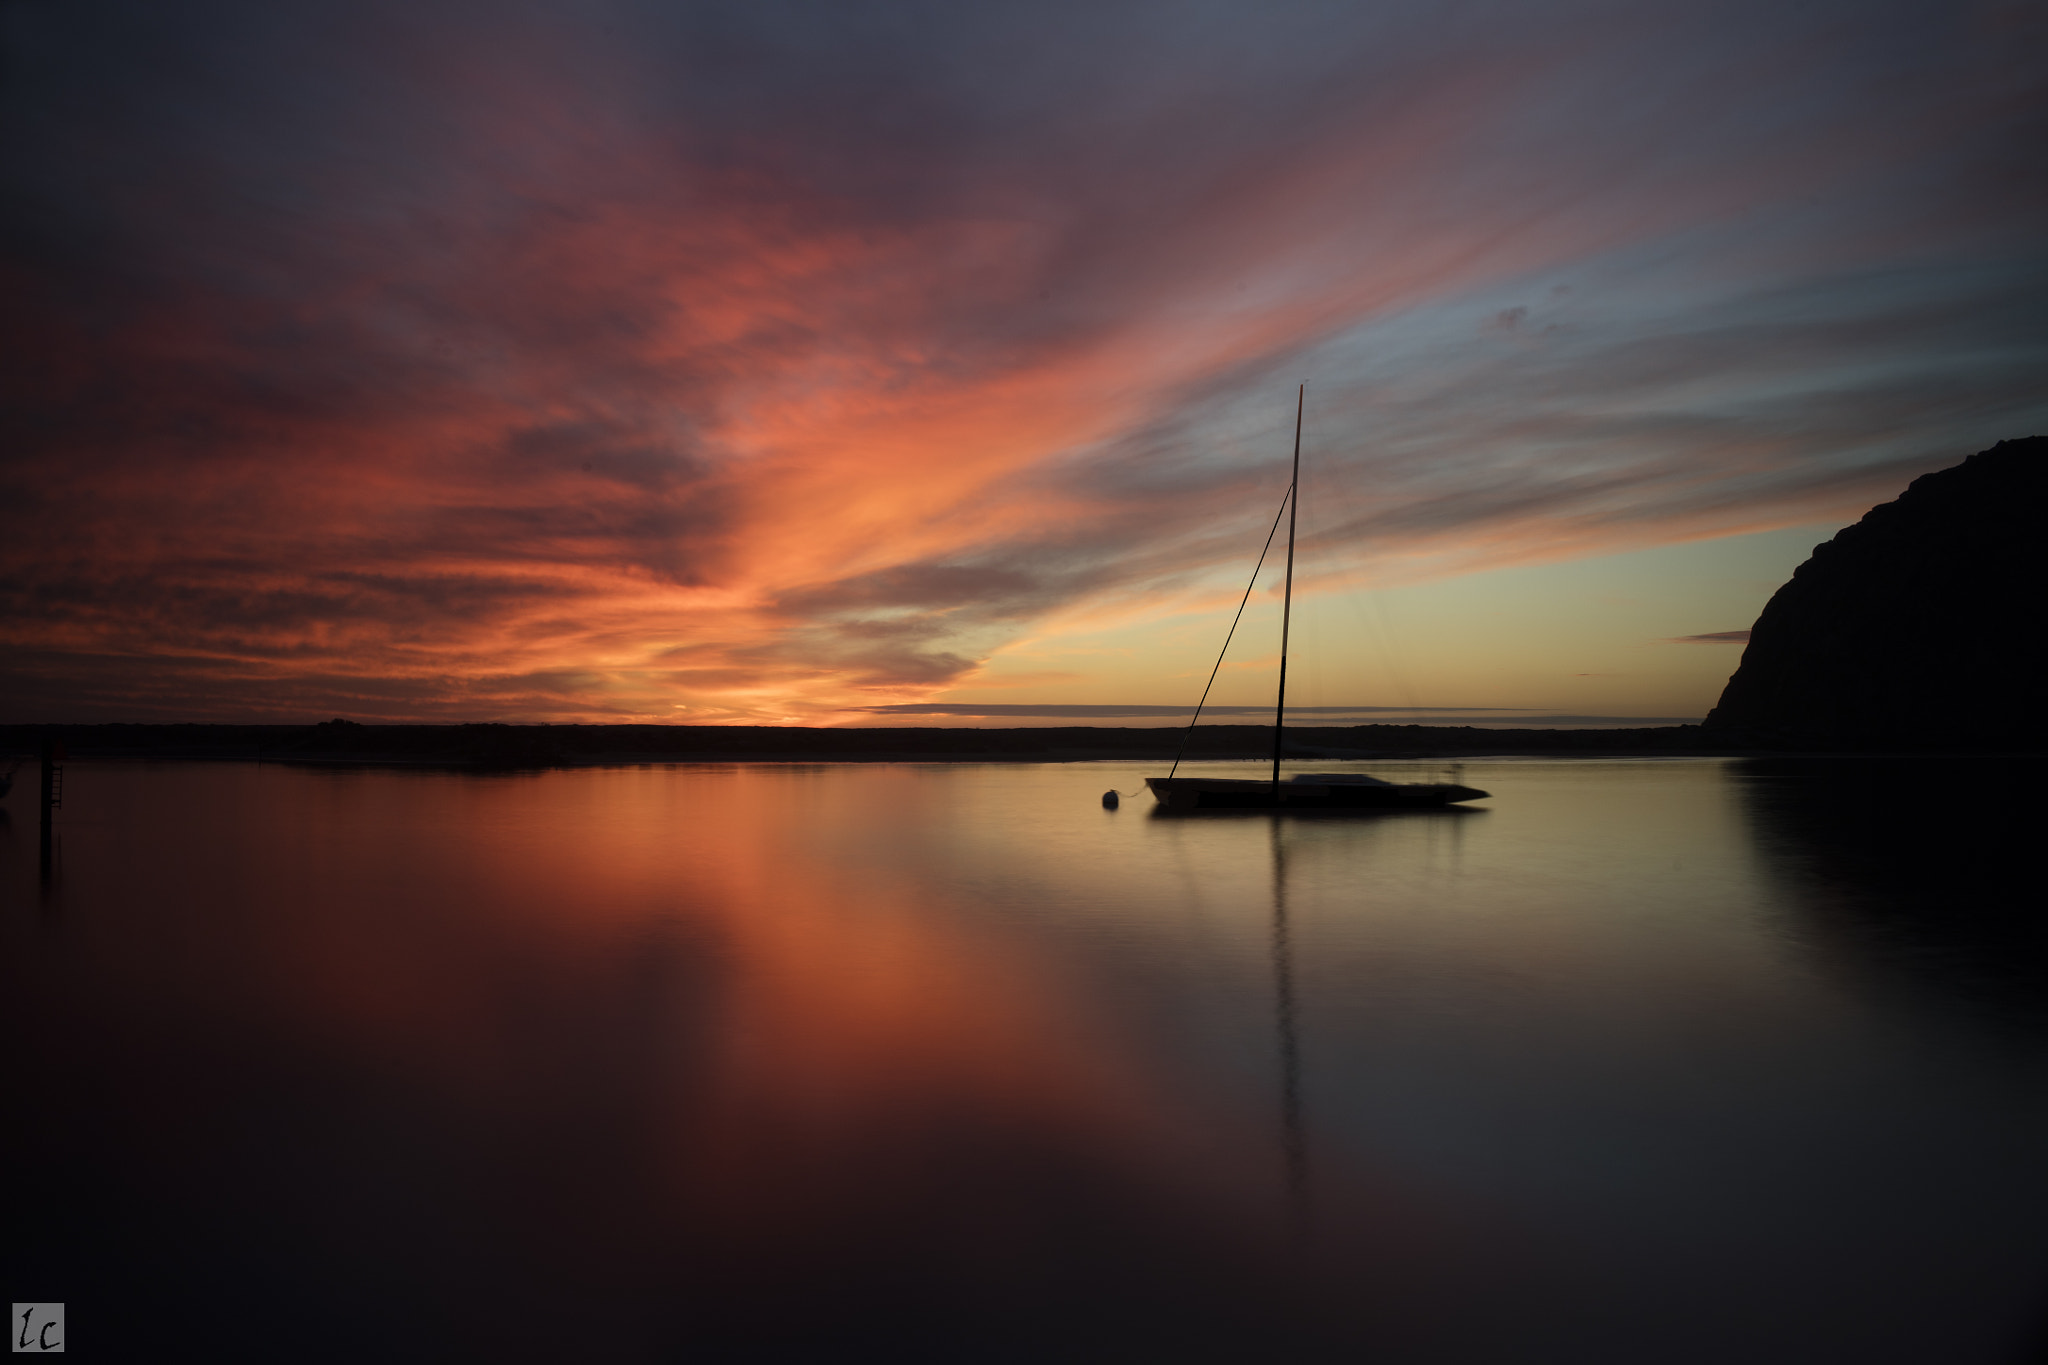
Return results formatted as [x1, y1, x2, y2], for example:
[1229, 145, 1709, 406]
[1145, 389, 1489, 812]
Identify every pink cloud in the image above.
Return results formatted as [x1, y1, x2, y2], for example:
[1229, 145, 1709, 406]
[2, 1, 2041, 721]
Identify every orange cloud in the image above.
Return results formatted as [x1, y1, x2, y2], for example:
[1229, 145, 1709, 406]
[3, 1, 2042, 721]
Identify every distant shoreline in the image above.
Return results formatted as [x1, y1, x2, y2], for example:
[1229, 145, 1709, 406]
[2, 721, 2032, 768]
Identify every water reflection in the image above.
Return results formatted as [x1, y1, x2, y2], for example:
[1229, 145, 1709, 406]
[2, 759, 2045, 1363]
[1268, 821, 1308, 1228]
[1739, 755, 2048, 1032]
[0, 764, 1374, 1362]
[1149, 800, 1484, 1236]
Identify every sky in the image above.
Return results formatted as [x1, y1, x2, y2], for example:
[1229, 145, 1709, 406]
[2, 0, 2043, 726]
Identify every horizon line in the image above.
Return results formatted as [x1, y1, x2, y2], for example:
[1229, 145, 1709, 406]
[853, 704, 1703, 723]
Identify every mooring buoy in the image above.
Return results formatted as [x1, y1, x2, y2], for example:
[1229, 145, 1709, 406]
[1101, 789, 1119, 809]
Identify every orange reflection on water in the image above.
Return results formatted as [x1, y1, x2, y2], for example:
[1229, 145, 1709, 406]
[221, 767, 1262, 1221]
[15, 762, 1462, 1357]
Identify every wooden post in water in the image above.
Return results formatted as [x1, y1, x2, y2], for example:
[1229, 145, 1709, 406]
[38, 733, 56, 878]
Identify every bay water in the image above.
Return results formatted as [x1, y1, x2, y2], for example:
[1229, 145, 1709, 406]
[4, 756, 2044, 1362]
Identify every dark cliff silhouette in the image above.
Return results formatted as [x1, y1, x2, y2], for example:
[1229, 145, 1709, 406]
[1704, 436, 2047, 750]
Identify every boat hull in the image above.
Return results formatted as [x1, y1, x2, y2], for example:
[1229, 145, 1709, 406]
[1145, 777, 1489, 811]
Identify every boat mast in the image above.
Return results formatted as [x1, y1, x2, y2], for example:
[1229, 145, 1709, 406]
[1271, 385, 1303, 794]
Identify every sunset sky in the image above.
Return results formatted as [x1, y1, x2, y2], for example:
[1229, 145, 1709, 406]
[3, 0, 2043, 726]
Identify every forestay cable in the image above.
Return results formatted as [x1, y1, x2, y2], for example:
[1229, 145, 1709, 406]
[1165, 484, 1295, 780]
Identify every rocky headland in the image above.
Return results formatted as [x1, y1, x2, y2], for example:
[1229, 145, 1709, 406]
[1703, 436, 2045, 750]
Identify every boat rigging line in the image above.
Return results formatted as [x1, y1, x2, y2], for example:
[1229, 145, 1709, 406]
[1270, 385, 1304, 796]
[1163, 388, 1302, 782]
[1140, 386, 1489, 811]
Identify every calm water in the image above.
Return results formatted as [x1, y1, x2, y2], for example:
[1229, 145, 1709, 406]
[4, 756, 2045, 1362]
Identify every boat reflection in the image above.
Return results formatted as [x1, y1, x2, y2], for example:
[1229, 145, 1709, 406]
[1148, 792, 1486, 1227]
[1269, 820, 1308, 1229]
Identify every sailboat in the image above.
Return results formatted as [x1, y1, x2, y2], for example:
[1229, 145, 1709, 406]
[1145, 388, 1491, 812]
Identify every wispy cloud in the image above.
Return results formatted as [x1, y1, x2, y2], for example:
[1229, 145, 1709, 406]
[1, 0, 2041, 721]
[1663, 631, 1753, 644]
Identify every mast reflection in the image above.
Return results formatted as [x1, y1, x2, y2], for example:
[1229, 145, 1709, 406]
[1269, 818, 1308, 1229]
